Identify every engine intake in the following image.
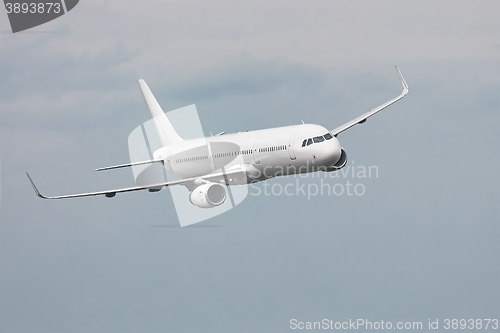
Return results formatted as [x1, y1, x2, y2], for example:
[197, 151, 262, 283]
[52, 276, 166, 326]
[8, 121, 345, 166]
[325, 148, 348, 171]
[189, 183, 226, 208]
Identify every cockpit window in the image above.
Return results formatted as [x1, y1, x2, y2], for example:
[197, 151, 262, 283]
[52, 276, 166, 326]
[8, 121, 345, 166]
[313, 136, 325, 143]
[307, 138, 313, 146]
[324, 133, 333, 140]
[302, 139, 307, 147]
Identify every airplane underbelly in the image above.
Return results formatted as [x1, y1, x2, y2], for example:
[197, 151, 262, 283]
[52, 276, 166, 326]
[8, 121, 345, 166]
[171, 161, 213, 178]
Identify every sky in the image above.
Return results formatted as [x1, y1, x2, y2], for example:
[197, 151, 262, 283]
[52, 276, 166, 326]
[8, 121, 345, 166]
[0, 1, 499, 332]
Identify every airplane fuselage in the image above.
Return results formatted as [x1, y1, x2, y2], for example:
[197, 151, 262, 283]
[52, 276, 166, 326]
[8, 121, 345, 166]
[153, 123, 342, 184]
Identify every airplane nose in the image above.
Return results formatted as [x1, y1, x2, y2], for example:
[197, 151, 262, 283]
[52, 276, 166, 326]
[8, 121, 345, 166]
[324, 137, 342, 165]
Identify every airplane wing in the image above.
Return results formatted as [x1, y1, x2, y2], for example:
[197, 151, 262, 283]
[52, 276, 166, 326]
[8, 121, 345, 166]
[331, 66, 409, 136]
[26, 166, 246, 199]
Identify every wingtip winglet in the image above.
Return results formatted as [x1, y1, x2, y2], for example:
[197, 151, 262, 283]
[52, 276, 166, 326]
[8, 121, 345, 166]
[26, 172, 47, 199]
[394, 65, 409, 92]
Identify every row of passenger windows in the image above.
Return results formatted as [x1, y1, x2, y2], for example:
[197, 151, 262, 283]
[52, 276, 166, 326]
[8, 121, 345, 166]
[176, 156, 209, 163]
[301, 132, 333, 147]
[175, 144, 288, 164]
[258, 145, 286, 153]
[175, 150, 253, 163]
[214, 150, 252, 158]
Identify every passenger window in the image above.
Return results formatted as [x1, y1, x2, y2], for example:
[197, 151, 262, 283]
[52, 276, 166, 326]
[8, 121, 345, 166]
[313, 136, 324, 143]
[324, 133, 333, 140]
[307, 138, 313, 146]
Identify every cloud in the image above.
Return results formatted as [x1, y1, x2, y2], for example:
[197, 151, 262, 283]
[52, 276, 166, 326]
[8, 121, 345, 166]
[0, 1, 499, 332]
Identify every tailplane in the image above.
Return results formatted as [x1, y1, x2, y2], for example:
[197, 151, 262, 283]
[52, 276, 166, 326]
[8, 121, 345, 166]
[138, 79, 184, 146]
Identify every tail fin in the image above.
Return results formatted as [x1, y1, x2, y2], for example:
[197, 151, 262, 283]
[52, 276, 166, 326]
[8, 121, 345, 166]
[138, 79, 184, 146]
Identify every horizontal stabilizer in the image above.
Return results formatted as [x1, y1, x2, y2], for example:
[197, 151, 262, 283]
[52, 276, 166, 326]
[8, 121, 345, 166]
[95, 159, 163, 172]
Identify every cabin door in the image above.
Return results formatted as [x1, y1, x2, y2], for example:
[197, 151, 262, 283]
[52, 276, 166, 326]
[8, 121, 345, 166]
[252, 138, 261, 164]
[288, 133, 297, 160]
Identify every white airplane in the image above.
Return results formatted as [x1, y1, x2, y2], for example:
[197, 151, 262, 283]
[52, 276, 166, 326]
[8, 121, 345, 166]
[27, 66, 408, 208]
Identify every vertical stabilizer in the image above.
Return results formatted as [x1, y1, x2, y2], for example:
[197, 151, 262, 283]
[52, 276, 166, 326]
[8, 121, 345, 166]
[137, 79, 184, 146]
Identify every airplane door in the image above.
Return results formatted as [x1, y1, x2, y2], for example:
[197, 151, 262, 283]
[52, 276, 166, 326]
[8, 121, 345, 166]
[253, 138, 260, 164]
[207, 141, 216, 171]
[163, 148, 173, 171]
[288, 133, 297, 160]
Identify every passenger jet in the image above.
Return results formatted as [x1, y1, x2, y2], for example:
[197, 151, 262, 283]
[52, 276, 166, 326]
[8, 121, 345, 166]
[27, 67, 409, 208]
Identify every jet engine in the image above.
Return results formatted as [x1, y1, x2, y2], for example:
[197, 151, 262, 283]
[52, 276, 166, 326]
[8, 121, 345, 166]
[189, 183, 227, 208]
[325, 148, 348, 171]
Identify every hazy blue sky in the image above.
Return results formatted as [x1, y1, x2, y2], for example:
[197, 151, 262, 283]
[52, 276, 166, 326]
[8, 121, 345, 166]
[1, 1, 498, 332]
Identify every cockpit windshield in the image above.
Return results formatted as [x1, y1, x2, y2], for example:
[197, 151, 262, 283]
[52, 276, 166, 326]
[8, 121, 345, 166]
[313, 136, 324, 143]
[301, 132, 334, 147]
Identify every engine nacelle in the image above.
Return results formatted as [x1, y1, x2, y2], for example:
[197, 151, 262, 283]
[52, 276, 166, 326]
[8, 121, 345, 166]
[189, 183, 226, 208]
[325, 148, 348, 171]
